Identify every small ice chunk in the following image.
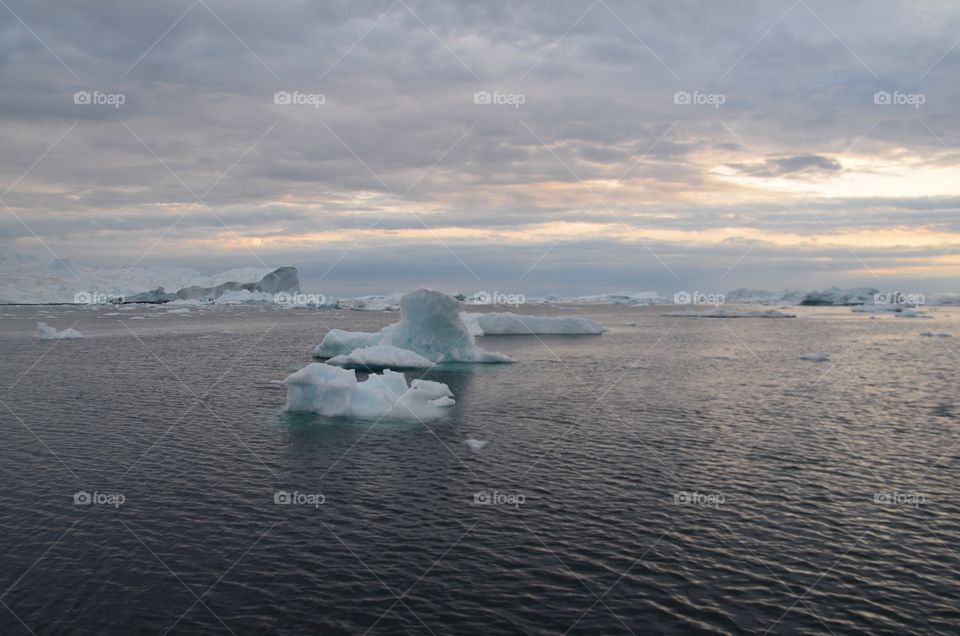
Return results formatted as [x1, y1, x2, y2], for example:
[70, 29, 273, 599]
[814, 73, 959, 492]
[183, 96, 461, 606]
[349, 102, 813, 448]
[37, 322, 83, 340]
[920, 331, 951, 338]
[464, 439, 488, 452]
[799, 353, 830, 362]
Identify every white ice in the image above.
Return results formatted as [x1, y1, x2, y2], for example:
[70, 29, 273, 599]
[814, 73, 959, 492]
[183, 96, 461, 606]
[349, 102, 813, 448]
[327, 344, 435, 370]
[662, 308, 795, 318]
[283, 362, 454, 420]
[460, 311, 606, 335]
[464, 439, 488, 451]
[37, 322, 83, 340]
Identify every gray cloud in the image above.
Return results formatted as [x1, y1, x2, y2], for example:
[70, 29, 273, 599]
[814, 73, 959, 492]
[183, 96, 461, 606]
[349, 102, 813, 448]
[1, 0, 959, 292]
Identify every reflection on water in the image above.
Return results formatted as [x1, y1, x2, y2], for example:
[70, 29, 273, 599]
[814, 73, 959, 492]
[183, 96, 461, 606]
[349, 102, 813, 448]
[0, 304, 958, 634]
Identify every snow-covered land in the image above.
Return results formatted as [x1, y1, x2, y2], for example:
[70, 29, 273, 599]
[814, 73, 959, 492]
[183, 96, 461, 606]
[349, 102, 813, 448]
[460, 312, 606, 335]
[314, 289, 512, 363]
[37, 322, 83, 339]
[327, 345, 436, 370]
[283, 363, 454, 420]
[0, 248, 297, 304]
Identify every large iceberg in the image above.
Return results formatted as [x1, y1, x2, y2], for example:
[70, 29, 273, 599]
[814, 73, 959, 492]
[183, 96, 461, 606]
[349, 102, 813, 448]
[313, 289, 512, 363]
[460, 312, 606, 335]
[283, 363, 454, 420]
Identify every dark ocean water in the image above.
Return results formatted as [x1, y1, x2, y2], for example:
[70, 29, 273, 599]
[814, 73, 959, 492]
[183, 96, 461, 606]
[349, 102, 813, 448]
[1, 303, 958, 635]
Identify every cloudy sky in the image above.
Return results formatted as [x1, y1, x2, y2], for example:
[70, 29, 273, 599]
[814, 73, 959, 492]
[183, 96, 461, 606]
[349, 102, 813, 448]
[1, 0, 959, 294]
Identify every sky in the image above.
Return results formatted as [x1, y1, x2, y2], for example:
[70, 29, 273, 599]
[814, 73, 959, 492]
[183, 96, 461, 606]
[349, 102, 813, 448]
[1, 0, 959, 295]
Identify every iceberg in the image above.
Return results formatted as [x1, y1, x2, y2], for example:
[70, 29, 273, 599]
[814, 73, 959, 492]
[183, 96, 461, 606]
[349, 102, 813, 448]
[314, 290, 512, 363]
[460, 312, 606, 335]
[37, 322, 83, 339]
[283, 362, 454, 420]
[327, 345, 435, 370]
[124, 266, 300, 304]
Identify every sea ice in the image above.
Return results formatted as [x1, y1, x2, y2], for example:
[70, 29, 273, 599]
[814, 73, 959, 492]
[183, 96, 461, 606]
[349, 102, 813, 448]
[283, 362, 454, 420]
[327, 345, 435, 370]
[662, 308, 795, 318]
[37, 322, 83, 340]
[460, 312, 606, 335]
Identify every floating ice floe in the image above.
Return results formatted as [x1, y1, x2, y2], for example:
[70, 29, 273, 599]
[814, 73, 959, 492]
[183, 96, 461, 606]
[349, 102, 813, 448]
[799, 353, 830, 362]
[283, 362, 454, 420]
[894, 309, 931, 318]
[464, 439, 488, 452]
[920, 331, 952, 338]
[662, 308, 795, 318]
[37, 322, 83, 340]
[459, 312, 605, 335]
[314, 289, 512, 363]
[327, 345, 435, 370]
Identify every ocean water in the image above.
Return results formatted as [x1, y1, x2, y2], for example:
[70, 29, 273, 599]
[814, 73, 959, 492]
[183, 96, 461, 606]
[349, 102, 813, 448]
[1, 303, 958, 635]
